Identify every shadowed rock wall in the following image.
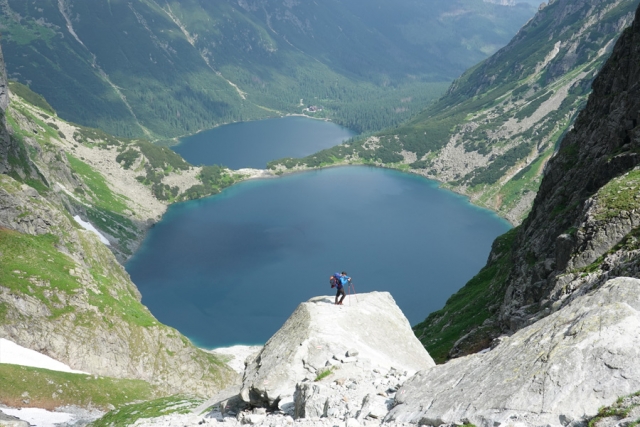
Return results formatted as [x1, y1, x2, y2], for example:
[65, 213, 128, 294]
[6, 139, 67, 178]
[502, 2, 640, 331]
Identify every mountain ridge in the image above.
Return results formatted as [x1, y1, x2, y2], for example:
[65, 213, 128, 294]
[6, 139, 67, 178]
[268, 0, 639, 225]
[415, 0, 640, 365]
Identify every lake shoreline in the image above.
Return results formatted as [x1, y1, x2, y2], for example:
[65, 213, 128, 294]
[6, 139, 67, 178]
[128, 165, 511, 348]
[157, 112, 332, 148]
[266, 161, 520, 226]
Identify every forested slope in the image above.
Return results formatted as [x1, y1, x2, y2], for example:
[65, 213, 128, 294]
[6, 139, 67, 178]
[0, 0, 535, 138]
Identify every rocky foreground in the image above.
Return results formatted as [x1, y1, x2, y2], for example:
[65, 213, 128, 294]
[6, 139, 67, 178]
[83, 281, 640, 427]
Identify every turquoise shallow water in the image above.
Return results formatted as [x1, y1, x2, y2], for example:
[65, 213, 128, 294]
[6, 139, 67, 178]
[173, 116, 356, 169]
[126, 166, 511, 348]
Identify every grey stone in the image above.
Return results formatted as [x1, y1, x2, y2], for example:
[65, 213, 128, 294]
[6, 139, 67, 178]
[346, 350, 359, 357]
[240, 293, 434, 409]
[387, 277, 640, 427]
[0, 411, 29, 427]
[293, 383, 328, 419]
[240, 413, 266, 425]
[0, 46, 8, 113]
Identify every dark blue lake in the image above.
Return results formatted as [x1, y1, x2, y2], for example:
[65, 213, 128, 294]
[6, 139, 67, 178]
[126, 166, 511, 348]
[173, 116, 356, 169]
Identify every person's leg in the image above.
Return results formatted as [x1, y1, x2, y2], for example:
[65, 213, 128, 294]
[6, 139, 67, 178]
[335, 288, 340, 304]
[338, 288, 346, 305]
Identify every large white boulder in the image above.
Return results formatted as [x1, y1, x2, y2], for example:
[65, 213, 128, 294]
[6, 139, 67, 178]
[239, 292, 434, 410]
[387, 277, 640, 427]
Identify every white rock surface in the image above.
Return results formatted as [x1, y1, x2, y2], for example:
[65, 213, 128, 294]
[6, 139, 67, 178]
[0, 338, 89, 374]
[387, 277, 640, 427]
[239, 292, 434, 412]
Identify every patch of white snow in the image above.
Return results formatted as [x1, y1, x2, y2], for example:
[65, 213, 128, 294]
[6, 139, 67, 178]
[0, 338, 89, 374]
[73, 215, 110, 245]
[1, 407, 73, 427]
[208, 345, 262, 374]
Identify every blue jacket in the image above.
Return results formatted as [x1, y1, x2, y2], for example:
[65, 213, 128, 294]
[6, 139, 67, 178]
[339, 275, 350, 287]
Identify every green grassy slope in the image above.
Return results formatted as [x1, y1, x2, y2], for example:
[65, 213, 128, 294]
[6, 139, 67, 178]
[413, 229, 517, 363]
[0, 364, 154, 411]
[0, 78, 240, 397]
[415, 0, 640, 363]
[269, 0, 640, 224]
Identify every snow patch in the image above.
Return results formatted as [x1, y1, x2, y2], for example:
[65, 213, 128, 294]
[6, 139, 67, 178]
[0, 338, 89, 374]
[208, 345, 263, 374]
[73, 215, 110, 245]
[1, 407, 73, 427]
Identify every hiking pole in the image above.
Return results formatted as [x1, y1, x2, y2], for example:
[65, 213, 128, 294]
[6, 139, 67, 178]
[348, 282, 358, 305]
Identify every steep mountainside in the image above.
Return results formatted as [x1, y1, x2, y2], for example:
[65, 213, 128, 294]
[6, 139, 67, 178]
[4, 80, 268, 262]
[0, 0, 535, 138]
[415, 1, 640, 363]
[270, 0, 639, 224]
[0, 44, 238, 397]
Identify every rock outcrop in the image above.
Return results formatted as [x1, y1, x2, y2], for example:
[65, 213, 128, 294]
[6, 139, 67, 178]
[239, 292, 434, 417]
[502, 1, 640, 331]
[418, 1, 640, 362]
[0, 44, 17, 176]
[388, 277, 640, 427]
[0, 410, 29, 427]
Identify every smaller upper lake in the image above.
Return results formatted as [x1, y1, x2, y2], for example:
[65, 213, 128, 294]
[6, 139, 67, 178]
[173, 116, 356, 169]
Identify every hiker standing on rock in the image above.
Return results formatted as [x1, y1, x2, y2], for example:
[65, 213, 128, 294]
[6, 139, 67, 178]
[330, 271, 351, 305]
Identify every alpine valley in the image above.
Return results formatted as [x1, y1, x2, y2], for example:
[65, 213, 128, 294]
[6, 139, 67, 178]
[0, 0, 536, 139]
[271, 0, 640, 223]
[1, 0, 640, 426]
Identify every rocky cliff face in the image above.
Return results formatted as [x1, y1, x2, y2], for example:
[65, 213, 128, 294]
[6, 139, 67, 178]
[388, 277, 640, 426]
[0, 45, 21, 177]
[502, 2, 640, 331]
[0, 175, 237, 396]
[416, 1, 640, 367]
